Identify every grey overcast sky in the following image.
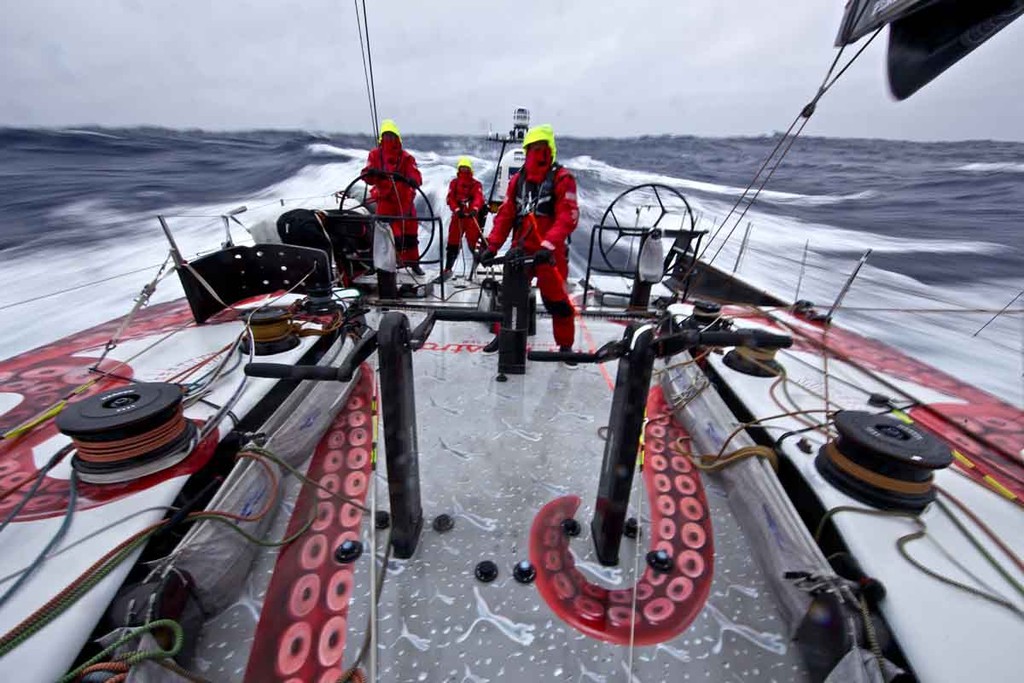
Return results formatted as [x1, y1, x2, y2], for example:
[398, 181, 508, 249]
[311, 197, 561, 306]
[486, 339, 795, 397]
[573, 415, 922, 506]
[2, 1, 1023, 141]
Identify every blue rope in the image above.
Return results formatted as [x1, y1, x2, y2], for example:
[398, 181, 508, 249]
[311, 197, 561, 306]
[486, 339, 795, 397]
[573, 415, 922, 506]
[0, 471, 78, 609]
[0, 446, 71, 537]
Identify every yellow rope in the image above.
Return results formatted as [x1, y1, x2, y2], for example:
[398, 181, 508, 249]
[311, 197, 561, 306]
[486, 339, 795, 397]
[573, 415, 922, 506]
[668, 437, 779, 473]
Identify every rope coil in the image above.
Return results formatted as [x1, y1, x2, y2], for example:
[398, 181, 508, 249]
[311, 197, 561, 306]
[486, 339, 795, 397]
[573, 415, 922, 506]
[72, 407, 189, 464]
[734, 346, 779, 363]
[822, 441, 933, 497]
[250, 317, 296, 344]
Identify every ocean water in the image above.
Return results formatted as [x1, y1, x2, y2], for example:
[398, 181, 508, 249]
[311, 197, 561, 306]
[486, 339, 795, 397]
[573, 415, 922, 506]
[0, 128, 1020, 404]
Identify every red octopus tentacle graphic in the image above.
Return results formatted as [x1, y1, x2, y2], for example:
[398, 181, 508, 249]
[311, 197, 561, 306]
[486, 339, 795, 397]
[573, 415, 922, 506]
[529, 387, 714, 645]
[245, 367, 376, 683]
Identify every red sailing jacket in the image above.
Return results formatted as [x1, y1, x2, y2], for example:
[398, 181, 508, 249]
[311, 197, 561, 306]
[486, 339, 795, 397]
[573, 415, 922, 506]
[487, 165, 579, 253]
[446, 176, 485, 216]
[362, 146, 422, 216]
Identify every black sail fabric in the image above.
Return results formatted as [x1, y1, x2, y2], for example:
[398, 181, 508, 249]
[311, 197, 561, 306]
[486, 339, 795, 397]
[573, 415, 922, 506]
[835, 0, 1024, 100]
[834, 0, 940, 46]
[886, 0, 1024, 99]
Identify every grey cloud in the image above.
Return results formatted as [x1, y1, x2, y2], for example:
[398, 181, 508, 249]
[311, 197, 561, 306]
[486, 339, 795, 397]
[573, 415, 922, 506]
[2, 1, 1022, 141]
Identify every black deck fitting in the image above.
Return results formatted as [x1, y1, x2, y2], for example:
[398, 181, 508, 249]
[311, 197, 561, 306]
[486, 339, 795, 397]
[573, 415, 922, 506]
[646, 549, 672, 573]
[334, 539, 364, 564]
[432, 513, 455, 533]
[624, 517, 640, 539]
[561, 518, 582, 537]
[867, 393, 892, 408]
[513, 560, 537, 584]
[475, 560, 499, 583]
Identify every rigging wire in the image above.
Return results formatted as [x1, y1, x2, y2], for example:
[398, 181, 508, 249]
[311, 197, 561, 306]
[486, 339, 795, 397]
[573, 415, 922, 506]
[694, 0, 875, 261]
[361, 0, 380, 137]
[353, 0, 378, 140]
[358, 0, 378, 139]
[0, 263, 168, 312]
[368, 380, 379, 683]
[973, 289, 1024, 337]
[690, 26, 885, 280]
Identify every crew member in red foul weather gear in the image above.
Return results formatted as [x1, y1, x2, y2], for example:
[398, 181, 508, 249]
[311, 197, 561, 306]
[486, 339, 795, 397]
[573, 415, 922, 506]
[362, 119, 425, 275]
[478, 124, 579, 364]
[444, 156, 486, 276]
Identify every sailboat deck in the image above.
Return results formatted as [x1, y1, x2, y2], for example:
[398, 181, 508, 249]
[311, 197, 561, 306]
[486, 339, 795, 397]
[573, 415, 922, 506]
[195, 308, 809, 681]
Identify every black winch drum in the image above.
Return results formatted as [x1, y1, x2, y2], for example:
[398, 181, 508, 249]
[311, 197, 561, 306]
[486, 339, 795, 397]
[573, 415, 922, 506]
[241, 306, 301, 356]
[815, 411, 953, 512]
[57, 382, 197, 484]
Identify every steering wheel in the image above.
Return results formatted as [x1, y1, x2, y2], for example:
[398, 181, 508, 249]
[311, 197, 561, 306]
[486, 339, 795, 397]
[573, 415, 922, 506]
[337, 170, 442, 265]
[595, 183, 696, 278]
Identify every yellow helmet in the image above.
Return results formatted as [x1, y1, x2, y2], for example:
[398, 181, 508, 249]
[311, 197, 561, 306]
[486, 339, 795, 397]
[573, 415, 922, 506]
[522, 124, 556, 162]
[456, 156, 473, 172]
[378, 119, 401, 143]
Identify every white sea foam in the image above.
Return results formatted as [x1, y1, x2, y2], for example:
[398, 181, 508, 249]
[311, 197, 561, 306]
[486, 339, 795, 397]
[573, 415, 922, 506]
[564, 155, 876, 206]
[955, 162, 1024, 173]
[306, 143, 368, 158]
[57, 128, 124, 139]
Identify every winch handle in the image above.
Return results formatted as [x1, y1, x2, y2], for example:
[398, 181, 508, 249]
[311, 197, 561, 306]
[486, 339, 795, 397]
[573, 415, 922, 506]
[653, 329, 792, 357]
[408, 312, 437, 350]
[334, 329, 379, 380]
[699, 329, 793, 349]
[244, 330, 379, 382]
[243, 363, 344, 381]
[528, 339, 626, 365]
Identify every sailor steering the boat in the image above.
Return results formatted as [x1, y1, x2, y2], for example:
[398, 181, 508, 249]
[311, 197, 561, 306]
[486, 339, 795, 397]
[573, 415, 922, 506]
[362, 119, 425, 275]
[479, 124, 580, 355]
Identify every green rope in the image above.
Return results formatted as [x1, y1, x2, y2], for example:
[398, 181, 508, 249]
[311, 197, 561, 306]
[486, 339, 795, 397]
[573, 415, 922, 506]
[813, 505, 918, 543]
[896, 528, 1022, 617]
[0, 448, 325, 661]
[934, 498, 1024, 601]
[59, 619, 183, 682]
[0, 531, 155, 658]
[243, 445, 370, 513]
[816, 504, 1024, 618]
[192, 508, 316, 548]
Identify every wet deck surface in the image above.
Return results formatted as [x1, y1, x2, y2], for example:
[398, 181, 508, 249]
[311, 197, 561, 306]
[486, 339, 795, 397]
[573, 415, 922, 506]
[194, 309, 809, 682]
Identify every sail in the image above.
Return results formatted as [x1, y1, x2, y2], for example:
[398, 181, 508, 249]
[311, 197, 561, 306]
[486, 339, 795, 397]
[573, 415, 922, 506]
[834, 0, 939, 46]
[886, 0, 1024, 99]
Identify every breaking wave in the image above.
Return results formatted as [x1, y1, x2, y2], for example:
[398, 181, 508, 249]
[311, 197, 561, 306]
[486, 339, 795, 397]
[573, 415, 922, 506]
[565, 155, 876, 206]
[955, 162, 1024, 173]
[306, 143, 367, 158]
